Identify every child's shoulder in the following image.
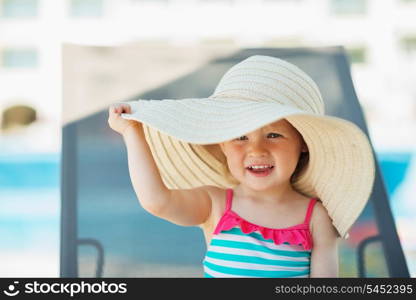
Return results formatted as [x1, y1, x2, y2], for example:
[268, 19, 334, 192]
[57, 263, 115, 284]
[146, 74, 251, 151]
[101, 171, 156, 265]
[197, 185, 227, 233]
[310, 200, 329, 222]
[202, 185, 227, 206]
[200, 185, 228, 214]
[309, 200, 339, 239]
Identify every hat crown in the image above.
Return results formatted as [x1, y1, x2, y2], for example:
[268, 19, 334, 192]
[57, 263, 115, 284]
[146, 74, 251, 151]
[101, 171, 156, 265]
[212, 55, 325, 115]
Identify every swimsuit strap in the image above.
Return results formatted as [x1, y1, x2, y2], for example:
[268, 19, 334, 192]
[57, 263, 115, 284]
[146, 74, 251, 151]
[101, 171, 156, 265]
[225, 188, 234, 212]
[303, 198, 318, 225]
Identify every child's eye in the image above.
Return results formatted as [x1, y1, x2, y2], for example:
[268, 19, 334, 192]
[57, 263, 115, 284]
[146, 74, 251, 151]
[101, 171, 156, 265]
[235, 135, 248, 141]
[267, 133, 282, 138]
[234, 134, 281, 141]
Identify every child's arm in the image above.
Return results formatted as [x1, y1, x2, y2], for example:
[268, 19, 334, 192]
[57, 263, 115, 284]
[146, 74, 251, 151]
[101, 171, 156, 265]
[108, 103, 213, 227]
[309, 202, 339, 277]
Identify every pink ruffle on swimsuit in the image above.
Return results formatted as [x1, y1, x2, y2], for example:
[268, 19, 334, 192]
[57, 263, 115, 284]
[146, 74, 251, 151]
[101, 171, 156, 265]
[203, 189, 318, 278]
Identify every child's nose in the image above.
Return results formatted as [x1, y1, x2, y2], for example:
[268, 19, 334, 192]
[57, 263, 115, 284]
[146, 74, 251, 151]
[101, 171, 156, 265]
[247, 141, 268, 157]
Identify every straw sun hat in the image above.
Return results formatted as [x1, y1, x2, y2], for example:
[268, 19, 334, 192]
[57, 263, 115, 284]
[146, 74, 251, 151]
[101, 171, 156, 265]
[121, 55, 375, 239]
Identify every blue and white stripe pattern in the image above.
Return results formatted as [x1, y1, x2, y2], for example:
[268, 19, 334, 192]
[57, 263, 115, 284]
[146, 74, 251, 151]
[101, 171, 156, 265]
[203, 227, 311, 278]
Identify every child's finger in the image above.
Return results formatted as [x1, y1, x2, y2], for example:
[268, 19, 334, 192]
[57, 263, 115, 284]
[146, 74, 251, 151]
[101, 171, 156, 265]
[109, 106, 117, 116]
[118, 104, 131, 114]
[109, 103, 130, 114]
[123, 105, 131, 114]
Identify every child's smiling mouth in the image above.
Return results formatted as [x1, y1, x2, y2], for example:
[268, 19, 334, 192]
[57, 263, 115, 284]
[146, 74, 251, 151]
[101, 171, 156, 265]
[245, 164, 275, 177]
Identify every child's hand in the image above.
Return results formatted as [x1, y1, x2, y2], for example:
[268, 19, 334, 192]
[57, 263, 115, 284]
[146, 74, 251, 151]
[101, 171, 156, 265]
[108, 103, 141, 135]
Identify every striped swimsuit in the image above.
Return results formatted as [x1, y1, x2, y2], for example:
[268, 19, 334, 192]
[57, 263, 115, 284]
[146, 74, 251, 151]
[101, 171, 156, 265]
[203, 189, 317, 278]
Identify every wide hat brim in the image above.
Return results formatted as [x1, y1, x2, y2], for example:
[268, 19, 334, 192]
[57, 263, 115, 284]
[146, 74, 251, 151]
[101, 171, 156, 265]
[122, 97, 375, 239]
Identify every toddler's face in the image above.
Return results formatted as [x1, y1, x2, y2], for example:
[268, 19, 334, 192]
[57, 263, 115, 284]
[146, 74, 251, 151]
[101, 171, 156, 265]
[219, 119, 307, 192]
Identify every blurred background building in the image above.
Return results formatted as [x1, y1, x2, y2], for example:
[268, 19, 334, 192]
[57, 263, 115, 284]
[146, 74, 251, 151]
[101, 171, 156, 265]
[1, 0, 415, 277]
